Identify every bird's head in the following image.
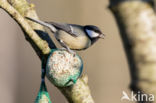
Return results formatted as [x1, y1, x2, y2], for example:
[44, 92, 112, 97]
[84, 25, 105, 40]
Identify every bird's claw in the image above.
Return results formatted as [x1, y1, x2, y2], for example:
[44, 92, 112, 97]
[59, 48, 76, 56]
[68, 49, 76, 57]
[59, 40, 76, 56]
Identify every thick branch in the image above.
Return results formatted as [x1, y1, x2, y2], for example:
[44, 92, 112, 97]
[60, 75, 94, 103]
[110, 0, 156, 102]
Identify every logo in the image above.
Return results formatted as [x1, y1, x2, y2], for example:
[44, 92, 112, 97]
[121, 91, 154, 102]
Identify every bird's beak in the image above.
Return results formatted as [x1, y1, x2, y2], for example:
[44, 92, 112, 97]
[99, 33, 105, 39]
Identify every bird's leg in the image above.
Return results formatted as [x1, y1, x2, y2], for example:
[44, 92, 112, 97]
[59, 40, 76, 56]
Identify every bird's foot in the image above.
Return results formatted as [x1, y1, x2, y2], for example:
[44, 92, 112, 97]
[59, 40, 76, 56]
[59, 47, 76, 56]
[59, 48, 66, 51]
[67, 49, 76, 57]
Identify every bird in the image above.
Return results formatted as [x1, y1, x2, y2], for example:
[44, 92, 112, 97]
[26, 17, 105, 54]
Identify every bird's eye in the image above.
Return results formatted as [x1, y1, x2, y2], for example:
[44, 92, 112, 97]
[94, 30, 99, 33]
[94, 30, 101, 34]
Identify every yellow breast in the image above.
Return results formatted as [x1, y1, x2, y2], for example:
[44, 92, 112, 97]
[56, 31, 91, 50]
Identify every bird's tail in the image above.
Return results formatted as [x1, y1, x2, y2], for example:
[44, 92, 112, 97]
[25, 17, 57, 33]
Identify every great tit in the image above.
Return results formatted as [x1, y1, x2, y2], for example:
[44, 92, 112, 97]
[26, 17, 105, 53]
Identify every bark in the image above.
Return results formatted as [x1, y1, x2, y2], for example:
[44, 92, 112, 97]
[110, 0, 156, 102]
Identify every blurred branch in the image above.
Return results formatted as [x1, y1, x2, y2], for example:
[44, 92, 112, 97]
[110, 0, 156, 102]
[0, 0, 94, 103]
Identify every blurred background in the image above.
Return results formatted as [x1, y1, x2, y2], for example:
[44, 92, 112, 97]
[0, 0, 133, 103]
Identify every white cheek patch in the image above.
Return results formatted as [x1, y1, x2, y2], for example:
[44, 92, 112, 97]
[86, 29, 99, 38]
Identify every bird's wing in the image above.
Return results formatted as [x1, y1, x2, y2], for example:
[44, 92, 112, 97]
[47, 22, 80, 37]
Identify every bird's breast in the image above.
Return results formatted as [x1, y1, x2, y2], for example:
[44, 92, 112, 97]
[56, 31, 91, 50]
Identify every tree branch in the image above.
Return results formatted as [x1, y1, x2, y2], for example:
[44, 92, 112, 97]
[60, 75, 94, 103]
[0, 0, 51, 56]
[110, 0, 156, 102]
[0, 0, 94, 103]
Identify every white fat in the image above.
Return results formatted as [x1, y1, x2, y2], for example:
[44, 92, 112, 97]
[86, 29, 99, 38]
